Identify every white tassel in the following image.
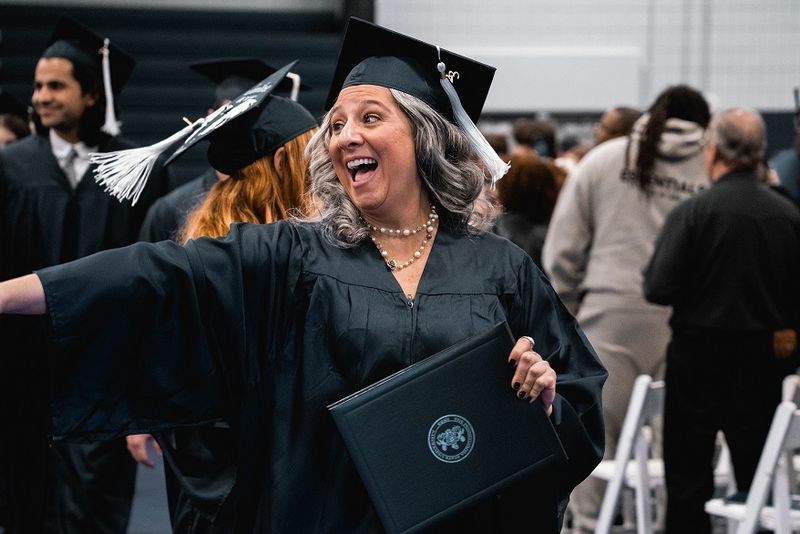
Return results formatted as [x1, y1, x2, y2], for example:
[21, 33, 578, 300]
[90, 120, 201, 205]
[286, 72, 301, 102]
[99, 39, 120, 136]
[436, 47, 509, 186]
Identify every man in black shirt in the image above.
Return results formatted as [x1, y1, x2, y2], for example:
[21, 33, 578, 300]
[644, 107, 800, 533]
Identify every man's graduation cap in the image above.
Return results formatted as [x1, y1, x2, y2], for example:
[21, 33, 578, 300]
[190, 57, 310, 103]
[92, 61, 313, 204]
[326, 18, 509, 183]
[42, 17, 135, 136]
[0, 90, 29, 120]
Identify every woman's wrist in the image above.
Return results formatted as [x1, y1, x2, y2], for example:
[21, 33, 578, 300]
[0, 274, 47, 315]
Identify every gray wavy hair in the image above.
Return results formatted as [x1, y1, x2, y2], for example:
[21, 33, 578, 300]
[707, 107, 766, 173]
[304, 88, 495, 247]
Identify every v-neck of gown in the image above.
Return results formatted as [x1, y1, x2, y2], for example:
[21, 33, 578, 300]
[360, 224, 447, 302]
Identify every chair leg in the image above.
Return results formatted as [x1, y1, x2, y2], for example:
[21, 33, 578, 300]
[653, 485, 666, 531]
[597, 476, 628, 533]
[633, 437, 653, 534]
[773, 452, 792, 534]
[622, 490, 635, 528]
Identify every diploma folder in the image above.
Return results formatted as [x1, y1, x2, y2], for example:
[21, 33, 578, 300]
[328, 321, 567, 534]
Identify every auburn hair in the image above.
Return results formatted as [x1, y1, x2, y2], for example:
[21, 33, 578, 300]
[496, 152, 563, 225]
[178, 128, 317, 242]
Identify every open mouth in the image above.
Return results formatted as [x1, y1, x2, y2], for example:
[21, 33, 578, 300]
[346, 157, 378, 182]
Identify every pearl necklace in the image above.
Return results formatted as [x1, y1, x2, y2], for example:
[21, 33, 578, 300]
[365, 205, 438, 238]
[367, 207, 439, 271]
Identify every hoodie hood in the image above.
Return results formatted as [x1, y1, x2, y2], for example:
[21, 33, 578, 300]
[630, 113, 705, 161]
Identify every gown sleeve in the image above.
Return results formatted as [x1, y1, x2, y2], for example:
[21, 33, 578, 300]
[508, 258, 607, 499]
[35, 222, 303, 442]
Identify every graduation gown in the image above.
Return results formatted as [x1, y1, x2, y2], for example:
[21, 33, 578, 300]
[138, 168, 217, 242]
[0, 133, 167, 275]
[138, 168, 233, 532]
[0, 133, 168, 533]
[36, 221, 607, 534]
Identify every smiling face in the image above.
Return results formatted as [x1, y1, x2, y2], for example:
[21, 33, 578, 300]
[328, 85, 422, 224]
[33, 57, 96, 142]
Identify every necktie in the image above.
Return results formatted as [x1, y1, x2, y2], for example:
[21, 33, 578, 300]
[63, 147, 79, 189]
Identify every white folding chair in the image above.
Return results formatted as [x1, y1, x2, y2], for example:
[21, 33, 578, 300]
[705, 401, 800, 534]
[784, 374, 800, 404]
[591, 375, 736, 534]
[715, 435, 737, 496]
[782, 374, 800, 489]
[593, 375, 664, 534]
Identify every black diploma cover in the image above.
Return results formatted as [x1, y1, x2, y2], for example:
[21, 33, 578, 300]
[328, 322, 567, 534]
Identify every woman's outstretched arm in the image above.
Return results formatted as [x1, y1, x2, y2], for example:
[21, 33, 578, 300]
[0, 274, 46, 314]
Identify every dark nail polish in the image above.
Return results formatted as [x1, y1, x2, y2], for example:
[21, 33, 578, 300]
[509, 360, 517, 368]
[513, 382, 521, 390]
[517, 391, 526, 399]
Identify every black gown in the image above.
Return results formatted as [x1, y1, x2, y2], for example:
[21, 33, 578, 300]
[138, 168, 217, 242]
[36, 221, 607, 533]
[0, 133, 169, 533]
[139, 167, 234, 533]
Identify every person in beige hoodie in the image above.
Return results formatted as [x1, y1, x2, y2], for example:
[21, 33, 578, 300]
[543, 85, 711, 531]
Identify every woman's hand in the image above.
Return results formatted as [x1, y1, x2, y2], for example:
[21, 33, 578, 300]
[126, 434, 162, 468]
[508, 336, 556, 416]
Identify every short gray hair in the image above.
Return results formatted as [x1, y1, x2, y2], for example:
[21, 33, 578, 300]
[304, 88, 495, 247]
[707, 108, 766, 172]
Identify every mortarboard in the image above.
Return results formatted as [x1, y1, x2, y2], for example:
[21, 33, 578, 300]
[0, 90, 29, 120]
[326, 18, 509, 183]
[42, 17, 136, 136]
[92, 61, 315, 204]
[190, 57, 311, 103]
[203, 95, 317, 175]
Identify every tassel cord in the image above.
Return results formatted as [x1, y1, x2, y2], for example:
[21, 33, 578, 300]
[100, 38, 120, 136]
[435, 47, 509, 186]
[287, 72, 301, 102]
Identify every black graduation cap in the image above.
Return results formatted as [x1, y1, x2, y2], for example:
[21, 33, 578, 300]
[41, 17, 135, 136]
[326, 17, 495, 123]
[164, 60, 307, 167]
[204, 95, 318, 174]
[0, 90, 28, 120]
[190, 57, 311, 103]
[92, 60, 315, 204]
[42, 17, 135, 96]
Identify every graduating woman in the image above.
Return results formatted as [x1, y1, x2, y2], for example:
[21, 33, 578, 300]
[0, 19, 606, 533]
